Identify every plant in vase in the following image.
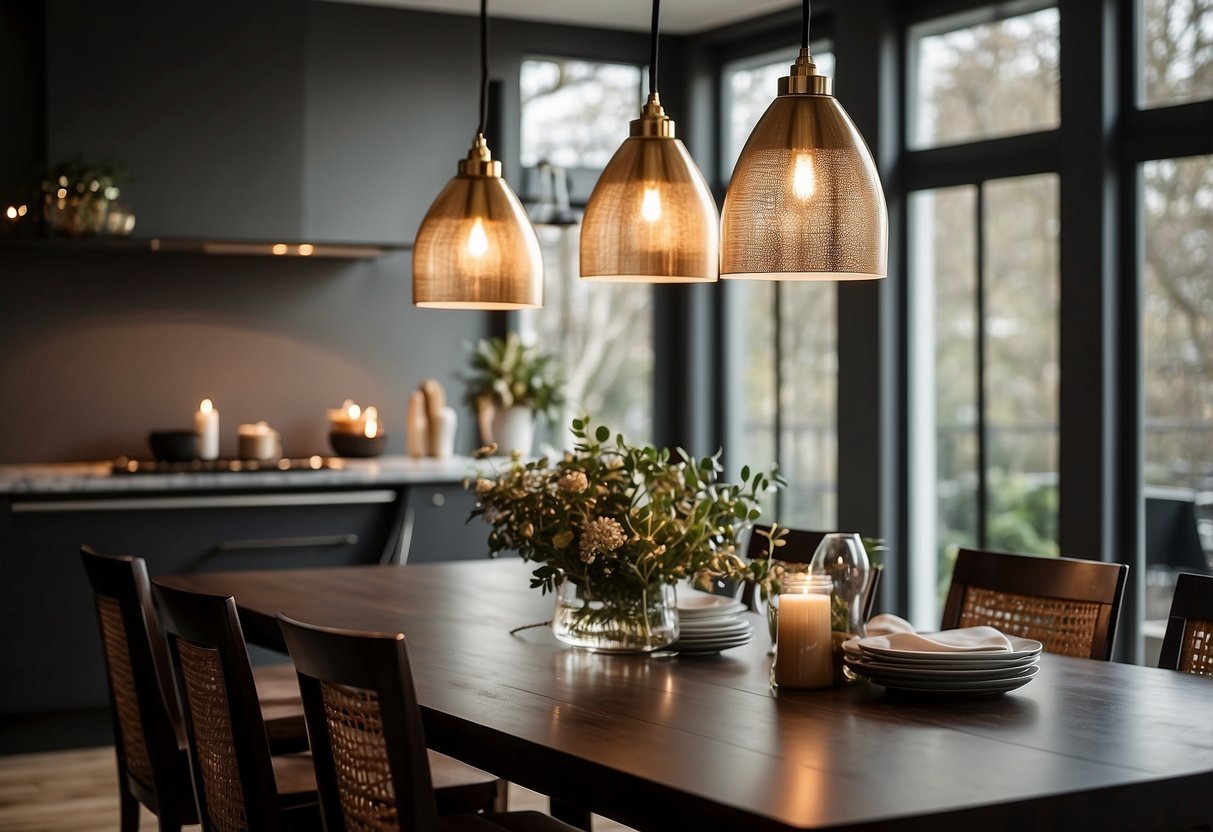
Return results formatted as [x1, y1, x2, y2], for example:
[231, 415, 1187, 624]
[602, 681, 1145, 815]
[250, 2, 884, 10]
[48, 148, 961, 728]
[39, 155, 135, 237]
[460, 332, 564, 456]
[468, 418, 783, 652]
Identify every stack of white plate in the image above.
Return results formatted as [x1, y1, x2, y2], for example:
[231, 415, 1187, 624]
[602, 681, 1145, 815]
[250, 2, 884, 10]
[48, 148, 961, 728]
[670, 592, 753, 654]
[843, 629, 1043, 695]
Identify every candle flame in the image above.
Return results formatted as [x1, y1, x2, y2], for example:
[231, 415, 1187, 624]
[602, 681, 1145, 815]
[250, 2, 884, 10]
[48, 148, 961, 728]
[467, 217, 489, 257]
[792, 153, 816, 200]
[364, 418, 378, 438]
[641, 186, 662, 223]
[347, 403, 361, 420]
[200, 399, 213, 414]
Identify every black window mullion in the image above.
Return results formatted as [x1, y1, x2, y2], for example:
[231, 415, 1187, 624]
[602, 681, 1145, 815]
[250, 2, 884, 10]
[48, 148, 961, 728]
[975, 183, 989, 551]
[774, 283, 785, 518]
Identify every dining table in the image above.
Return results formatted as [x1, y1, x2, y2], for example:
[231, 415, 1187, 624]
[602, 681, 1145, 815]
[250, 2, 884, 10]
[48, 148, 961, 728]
[156, 559, 1213, 831]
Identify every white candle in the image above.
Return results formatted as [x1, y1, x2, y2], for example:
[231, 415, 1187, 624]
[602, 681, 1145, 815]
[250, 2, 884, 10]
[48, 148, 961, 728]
[773, 579, 834, 689]
[195, 399, 219, 460]
[238, 421, 280, 461]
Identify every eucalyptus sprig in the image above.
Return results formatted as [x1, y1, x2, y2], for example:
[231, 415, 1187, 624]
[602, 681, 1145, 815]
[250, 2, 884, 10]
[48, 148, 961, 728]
[468, 418, 784, 603]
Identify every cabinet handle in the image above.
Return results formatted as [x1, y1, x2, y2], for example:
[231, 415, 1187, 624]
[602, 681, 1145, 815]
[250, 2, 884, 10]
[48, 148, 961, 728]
[12, 490, 397, 512]
[212, 534, 358, 554]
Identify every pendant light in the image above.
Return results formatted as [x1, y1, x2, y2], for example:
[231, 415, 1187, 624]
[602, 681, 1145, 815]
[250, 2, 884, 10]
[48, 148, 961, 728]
[720, 0, 887, 281]
[413, 0, 543, 308]
[580, 0, 718, 283]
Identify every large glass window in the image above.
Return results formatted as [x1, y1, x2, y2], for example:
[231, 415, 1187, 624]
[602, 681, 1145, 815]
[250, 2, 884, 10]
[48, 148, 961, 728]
[723, 46, 838, 529]
[910, 6, 1060, 149]
[518, 58, 653, 447]
[520, 59, 643, 169]
[1140, 0, 1213, 108]
[1140, 155, 1213, 631]
[910, 173, 1060, 623]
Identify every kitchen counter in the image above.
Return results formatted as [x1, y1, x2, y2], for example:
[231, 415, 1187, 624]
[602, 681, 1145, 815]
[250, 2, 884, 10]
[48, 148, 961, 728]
[0, 454, 490, 495]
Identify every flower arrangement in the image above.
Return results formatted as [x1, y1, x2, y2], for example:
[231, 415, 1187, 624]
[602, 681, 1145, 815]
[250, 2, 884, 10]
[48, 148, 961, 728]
[469, 418, 783, 649]
[461, 332, 565, 422]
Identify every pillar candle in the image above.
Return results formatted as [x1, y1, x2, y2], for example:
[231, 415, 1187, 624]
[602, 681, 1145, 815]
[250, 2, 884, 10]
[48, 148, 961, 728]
[773, 582, 834, 689]
[195, 399, 219, 460]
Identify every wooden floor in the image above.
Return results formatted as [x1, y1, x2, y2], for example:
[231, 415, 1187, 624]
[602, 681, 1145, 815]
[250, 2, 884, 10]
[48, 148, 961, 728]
[0, 747, 633, 832]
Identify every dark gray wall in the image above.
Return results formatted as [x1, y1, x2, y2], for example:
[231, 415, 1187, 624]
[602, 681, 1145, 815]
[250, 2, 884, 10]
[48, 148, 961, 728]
[0, 0, 656, 463]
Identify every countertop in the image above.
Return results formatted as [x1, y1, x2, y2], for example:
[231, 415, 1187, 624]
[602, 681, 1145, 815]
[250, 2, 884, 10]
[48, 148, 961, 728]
[0, 455, 491, 496]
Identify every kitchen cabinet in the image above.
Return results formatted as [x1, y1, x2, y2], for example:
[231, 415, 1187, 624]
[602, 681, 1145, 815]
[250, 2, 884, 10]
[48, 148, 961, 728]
[404, 484, 490, 564]
[0, 488, 405, 713]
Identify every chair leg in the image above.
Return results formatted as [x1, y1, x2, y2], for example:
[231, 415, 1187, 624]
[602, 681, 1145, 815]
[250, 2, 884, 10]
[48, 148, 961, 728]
[156, 814, 183, 832]
[119, 787, 141, 832]
[492, 779, 509, 813]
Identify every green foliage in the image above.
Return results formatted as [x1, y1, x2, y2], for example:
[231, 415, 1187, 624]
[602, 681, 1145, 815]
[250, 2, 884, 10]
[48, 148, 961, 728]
[39, 154, 131, 198]
[468, 417, 783, 601]
[460, 332, 565, 422]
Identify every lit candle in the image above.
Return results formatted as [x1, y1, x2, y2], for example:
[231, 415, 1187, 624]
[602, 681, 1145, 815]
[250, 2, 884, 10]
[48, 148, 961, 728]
[195, 399, 219, 460]
[238, 421, 280, 461]
[363, 407, 379, 438]
[772, 575, 834, 690]
[328, 400, 364, 435]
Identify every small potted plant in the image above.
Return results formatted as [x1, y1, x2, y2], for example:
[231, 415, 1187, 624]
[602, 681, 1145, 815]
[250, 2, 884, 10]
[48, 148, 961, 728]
[461, 332, 564, 456]
[39, 155, 135, 237]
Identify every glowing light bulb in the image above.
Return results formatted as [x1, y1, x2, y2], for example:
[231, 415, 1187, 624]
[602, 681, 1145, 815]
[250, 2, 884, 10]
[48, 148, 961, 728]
[792, 153, 816, 200]
[641, 186, 662, 223]
[467, 217, 489, 257]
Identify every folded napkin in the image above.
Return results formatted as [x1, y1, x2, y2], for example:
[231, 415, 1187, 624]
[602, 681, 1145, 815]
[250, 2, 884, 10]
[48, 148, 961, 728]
[863, 613, 917, 637]
[859, 625, 1013, 654]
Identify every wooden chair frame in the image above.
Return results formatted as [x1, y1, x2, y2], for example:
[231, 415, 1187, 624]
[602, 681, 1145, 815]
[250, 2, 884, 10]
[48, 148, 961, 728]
[81, 546, 199, 832]
[942, 548, 1128, 661]
[1158, 572, 1213, 674]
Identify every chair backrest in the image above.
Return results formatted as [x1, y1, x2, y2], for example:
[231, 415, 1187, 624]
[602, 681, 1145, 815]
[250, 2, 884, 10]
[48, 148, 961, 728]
[942, 548, 1128, 661]
[1158, 572, 1213, 674]
[79, 546, 184, 808]
[155, 583, 282, 832]
[741, 526, 882, 620]
[277, 613, 440, 832]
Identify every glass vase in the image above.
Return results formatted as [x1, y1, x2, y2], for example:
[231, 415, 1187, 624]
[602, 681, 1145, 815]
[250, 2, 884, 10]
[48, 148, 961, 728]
[808, 532, 870, 682]
[551, 578, 678, 653]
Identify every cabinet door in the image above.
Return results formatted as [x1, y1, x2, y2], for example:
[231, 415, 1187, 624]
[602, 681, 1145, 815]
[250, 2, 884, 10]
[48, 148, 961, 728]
[0, 489, 402, 713]
[405, 485, 490, 564]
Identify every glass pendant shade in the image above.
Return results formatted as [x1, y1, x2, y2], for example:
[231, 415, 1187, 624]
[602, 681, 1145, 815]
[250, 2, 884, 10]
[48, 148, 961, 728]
[721, 50, 887, 281]
[413, 136, 543, 309]
[581, 94, 718, 282]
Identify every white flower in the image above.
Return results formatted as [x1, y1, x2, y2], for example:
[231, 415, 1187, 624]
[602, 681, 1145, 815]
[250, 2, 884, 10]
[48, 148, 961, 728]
[474, 477, 494, 496]
[578, 516, 626, 564]
[558, 471, 589, 494]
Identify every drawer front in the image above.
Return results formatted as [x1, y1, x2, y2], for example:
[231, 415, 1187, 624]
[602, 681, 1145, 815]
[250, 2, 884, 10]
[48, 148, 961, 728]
[1, 490, 402, 713]
[405, 485, 490, 564]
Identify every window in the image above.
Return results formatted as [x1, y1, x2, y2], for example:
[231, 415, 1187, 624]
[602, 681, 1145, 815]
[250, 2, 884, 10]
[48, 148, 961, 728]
[910, 173, 1060, 620]
[910, 6, 1060, 149]
[518, 58, 653, 447]
[520, 58, 644, 169]
[1140, 0, 1213, 108]
[722, 45, 838, 528]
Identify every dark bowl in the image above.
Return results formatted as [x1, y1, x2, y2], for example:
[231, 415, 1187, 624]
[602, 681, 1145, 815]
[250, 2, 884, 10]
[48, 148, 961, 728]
[329, 430, 387, 458]
[148, 430, 200, 462]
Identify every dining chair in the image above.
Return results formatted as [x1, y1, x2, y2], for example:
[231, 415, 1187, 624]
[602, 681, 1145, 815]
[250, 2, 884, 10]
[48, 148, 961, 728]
[1158, 572, 1213, 675]
[80, 546, 200, 832]
[941, 548, 1129, 660]
[156, 582, 323, 831]
[276, 612, 582, 832]
[740, 525, 883, 620]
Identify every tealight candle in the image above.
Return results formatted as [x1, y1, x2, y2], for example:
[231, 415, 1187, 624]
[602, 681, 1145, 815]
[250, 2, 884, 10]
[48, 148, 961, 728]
[771, 574, 834, 690]
[195, 398, 219, 460]
[328, 400, 366, 435]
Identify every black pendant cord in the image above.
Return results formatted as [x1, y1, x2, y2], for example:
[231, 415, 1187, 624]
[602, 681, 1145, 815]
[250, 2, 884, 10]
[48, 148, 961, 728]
[477, 0, 489, 137]
[649, 0, 660, 95]
[802, 0, 811, 49]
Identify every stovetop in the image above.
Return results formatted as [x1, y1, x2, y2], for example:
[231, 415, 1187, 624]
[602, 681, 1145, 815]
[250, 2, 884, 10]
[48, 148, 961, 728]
[111, 456, 347, 475]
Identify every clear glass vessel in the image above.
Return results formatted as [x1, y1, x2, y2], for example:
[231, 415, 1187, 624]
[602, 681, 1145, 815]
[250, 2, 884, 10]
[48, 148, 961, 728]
[551, 578, 678, 653]
[809, 532, 870, 681]
[770, 573, 835, 689]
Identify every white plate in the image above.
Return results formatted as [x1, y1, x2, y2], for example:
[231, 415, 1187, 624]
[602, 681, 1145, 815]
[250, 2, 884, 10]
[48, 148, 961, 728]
[675, 628, 753, 644]
[846, 658, 1038, 682]
[678, 619, 753, 637]
[670, 635, 753, 654]
[844, 650, 1040, 672]
[857, 634, 1043, 662]
[863, 665, 1038, 695]
[678, 594, 746, 617]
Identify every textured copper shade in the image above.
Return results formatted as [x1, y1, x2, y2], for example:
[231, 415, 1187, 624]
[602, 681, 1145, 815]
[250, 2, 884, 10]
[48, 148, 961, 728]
[413, 136, 543, 309]
[580, 94, 719, 283]
[721, 49, 887, 281]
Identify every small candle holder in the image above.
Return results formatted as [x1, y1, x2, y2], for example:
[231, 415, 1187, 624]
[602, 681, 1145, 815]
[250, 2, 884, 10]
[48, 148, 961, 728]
[329, 430, 388, 458]
[148, 430, 200, 462]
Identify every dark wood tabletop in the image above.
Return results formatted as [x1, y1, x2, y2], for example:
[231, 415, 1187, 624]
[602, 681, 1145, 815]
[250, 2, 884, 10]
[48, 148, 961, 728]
[156, 559, 1213, 832]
